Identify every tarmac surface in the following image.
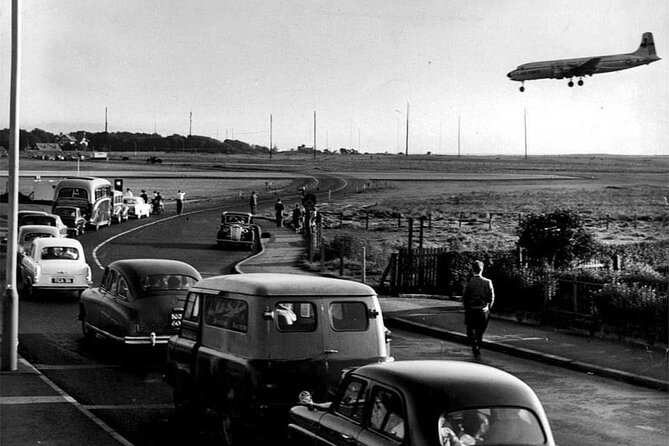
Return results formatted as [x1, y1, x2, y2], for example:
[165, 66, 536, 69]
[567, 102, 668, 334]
[1, 224, 667, 445]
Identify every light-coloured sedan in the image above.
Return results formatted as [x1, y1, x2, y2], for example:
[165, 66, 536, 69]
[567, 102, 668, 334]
[123, 196, 151, 219]
[19, 237, 92, 298]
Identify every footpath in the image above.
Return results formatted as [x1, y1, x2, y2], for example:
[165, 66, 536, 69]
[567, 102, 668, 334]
[237, 225, 668, 391]
[1, 226, 666, 446]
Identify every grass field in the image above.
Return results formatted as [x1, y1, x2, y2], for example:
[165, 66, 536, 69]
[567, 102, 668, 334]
[3, 152, 668, 258]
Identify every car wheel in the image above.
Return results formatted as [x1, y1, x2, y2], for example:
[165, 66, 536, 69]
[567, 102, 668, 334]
[23, 281, 35, 300]
[221, 412, 248, 446]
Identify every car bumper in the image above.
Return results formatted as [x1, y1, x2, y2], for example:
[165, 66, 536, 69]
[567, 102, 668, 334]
[124, 334, 174, 346]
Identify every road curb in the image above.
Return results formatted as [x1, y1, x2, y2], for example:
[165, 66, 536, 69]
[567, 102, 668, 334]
[386, 316, 668, 392]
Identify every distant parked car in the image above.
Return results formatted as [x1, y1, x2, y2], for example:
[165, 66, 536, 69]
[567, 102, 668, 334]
[18, 213, 69, 237]
[79, 259, 202, 346]
[112, 190, 130, 223]
[288, 360, 556, 446]
[18, 237, 92, 298]
[146, 156, 162, 164]
[123, 196, 151, 219]
[53, 206, 86, 236]
[216, 211, 256, 248]
[17, 225, 61, 254]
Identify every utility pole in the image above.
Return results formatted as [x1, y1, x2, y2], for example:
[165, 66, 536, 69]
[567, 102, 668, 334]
[405, 102, 409, 156]
[313, 110, 317, 160]
[457, 115, 461, 157]
[524, 108, 528, 160]
[269, 114, 273, 162]
[104, 107, 108, 150]
[189, 111, 192, 137]
[2, 0, 21, 371]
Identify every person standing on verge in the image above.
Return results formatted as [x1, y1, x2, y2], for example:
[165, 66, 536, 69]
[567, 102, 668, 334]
[250, 191, 258, 215]
[176, 189, 185, 215]
[463, 260, 495, 357]
[274, 198, 285, 227]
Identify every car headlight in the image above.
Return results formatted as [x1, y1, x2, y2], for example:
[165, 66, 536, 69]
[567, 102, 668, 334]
[34, 265, 41, 282]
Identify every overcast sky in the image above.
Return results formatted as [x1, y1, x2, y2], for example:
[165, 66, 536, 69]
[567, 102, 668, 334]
[0, 0, 667, 155]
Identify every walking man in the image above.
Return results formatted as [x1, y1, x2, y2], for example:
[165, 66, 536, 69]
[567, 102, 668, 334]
[176, 190, 185, 215]
[250, 191, 258, 214]
[274, 198, 285, 227]
[463, 260, 495, 357]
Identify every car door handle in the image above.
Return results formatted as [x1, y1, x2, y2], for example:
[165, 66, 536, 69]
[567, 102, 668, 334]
[340, 433, 356, 445]
[324, 349, 339, 354]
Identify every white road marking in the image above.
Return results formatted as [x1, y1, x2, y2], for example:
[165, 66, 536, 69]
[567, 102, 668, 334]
[18, 358, 135, 446]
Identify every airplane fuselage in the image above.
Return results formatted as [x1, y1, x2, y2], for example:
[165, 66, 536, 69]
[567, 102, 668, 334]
[509, 53, 660, 81]
[507, 32, 660, 90]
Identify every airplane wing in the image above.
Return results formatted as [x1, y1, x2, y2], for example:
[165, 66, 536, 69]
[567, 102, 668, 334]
[566, 57, 601, 76]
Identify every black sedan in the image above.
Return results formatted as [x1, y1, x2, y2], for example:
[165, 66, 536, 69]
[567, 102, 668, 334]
[287, 360, 555, 446]
[79, 259, 202, 346]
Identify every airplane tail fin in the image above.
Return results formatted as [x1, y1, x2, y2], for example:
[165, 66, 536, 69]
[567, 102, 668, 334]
[633, 32, 657, 57]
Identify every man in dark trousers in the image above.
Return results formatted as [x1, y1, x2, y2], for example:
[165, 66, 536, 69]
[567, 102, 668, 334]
[463, 260, 495, 357]
[274, 198, 285, 227]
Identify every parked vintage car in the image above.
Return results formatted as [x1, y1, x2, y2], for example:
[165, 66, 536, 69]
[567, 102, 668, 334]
[216, 211, 256, 248]
[53, 206, 86, 236]
[79, 259, 202, 346]
[18, 237, 92, 298]
[17, 225, 62, 254]
[123, 196, 151, 219]
[112, 190, 130, 223]
[287, 360, 556, 446]
[165, 273, 393, 445]
[18, 212, 69, 237]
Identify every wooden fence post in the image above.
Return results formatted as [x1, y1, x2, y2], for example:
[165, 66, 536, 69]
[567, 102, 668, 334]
[605, 214, 610, 230]
[488, 213, 493, 230]
[397, 214, 402, 228]
[361, 246, 367, 284]
[339, 213, 344, 228]
[365, 211, 369, 230]
[339, 247, 344, 276]
[458, 212, 463, 229]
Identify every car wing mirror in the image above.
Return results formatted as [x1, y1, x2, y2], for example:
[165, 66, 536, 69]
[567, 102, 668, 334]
[368, 308, 379, 319]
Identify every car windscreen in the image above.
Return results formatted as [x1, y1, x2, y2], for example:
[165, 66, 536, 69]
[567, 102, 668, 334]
[438, 407, 546, 445]
[55, 208, 76, 218]
[40, 247, 80, 260]
[142, 274, 198, 292]
[21, 216, 55, 226]
[25, 233, 56, 242]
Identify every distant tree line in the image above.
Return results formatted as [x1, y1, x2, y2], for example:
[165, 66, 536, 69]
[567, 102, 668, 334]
[0, 128, 270, 154]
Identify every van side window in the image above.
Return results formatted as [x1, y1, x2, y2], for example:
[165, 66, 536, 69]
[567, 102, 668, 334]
[275, 302, 317, 332]
[330, 302, 369, 331]
[183, 293, 200, 322]
[204, 296, 248, 332]
[335, 378, 367, 422]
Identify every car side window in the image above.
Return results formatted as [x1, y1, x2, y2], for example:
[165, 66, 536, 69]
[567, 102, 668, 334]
[107, 270, 119, 295]
[368, 387, 406, 441]
[330, 302, 369, 331]
[117, 277, 130, 300]
[274, 302, 317, 332]
[183, 293, 200, 322]
[334, 378, 367, 422]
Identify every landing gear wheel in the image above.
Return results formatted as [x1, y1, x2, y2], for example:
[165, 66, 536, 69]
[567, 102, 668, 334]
[519, 85, 525, 92]
[577, 79, 584, 86]
[568, 80, 574, 87]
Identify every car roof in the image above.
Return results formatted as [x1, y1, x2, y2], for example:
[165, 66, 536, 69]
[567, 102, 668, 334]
[18, 210, 48, 216]
[351, 360, 541, 410]
[193, 273, 376, 297]
[32, 237, 83, 249]
[107, 259, 202, 281]
[222, 211, 252, 216]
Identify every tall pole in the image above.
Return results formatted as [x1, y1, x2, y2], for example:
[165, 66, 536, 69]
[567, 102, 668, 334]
[313, 110, 316, 160]
[104, 107, 108, 150]
[2, 0, 21, 371]
[405, 102, 410, 156]
[524, 108, 528, 160]
[269, 114, 273, 162]
[457, 115, 461, 157]
[189, 111, 192, 137]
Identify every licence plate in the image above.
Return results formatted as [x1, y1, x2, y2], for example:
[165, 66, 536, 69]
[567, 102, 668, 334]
[170, 311, 183, 328]
[52, 277, 74, 284]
